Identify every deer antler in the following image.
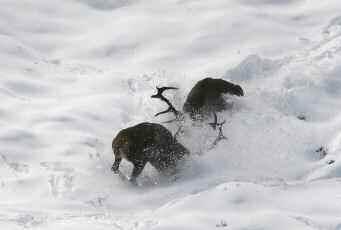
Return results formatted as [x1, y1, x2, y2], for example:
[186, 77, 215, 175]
[210, 113, 227, 147]
[151, 86, 182, 119]
[173, 125, 183, 140]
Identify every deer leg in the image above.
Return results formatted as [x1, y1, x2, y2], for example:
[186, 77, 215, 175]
[129, 161, 146, 184]
[111, 156, 122, 173]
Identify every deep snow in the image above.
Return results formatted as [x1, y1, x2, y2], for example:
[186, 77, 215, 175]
[1, 0, 341, 229]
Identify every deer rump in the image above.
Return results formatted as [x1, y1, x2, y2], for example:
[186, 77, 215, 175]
[183, 78, 244, 118]
[112, 122, 189, 183]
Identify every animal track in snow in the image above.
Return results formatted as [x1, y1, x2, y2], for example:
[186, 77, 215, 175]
[15, 214, 47, 228]
[47, 173, 74, 197]
[0, 154, 30, 175]
[40, 161, 74, 173]
[292, 215, 325, 230]
[86, 196, 108, 208]
[40, 161, 75, 197]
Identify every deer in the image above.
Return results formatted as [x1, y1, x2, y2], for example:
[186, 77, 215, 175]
[150, 82, 233, 149]
[111, 78, 243, 184]
[183, 77, 244, 119]
[150, 77, 244, 138]
[111, 122, 190, 184]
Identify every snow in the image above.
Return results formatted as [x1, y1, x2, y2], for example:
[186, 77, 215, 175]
[1, 0, 341, 229]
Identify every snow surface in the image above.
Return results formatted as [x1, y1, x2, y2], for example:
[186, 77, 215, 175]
[1, 0, 341, 229]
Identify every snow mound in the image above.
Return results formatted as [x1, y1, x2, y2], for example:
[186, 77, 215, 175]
[75, 0, 137, 10]
[240, 0, 301, 6]
[1, 0, 341, 229]
[323, 15, 341, 37]
[148, 180, 341, 230]
[224, 54, 286, 82]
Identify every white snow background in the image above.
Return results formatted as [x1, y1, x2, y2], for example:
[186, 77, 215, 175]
[1, 0, 341, 229]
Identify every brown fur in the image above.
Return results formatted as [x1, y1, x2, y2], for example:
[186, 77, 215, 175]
[183, 78, 244, 119]
[112, 122, 189, 183]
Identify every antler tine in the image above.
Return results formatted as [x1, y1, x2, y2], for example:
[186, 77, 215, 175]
[151, 86, 181, 118]
[173, 125, 183, 140]
[210, 113, 227, 148]
[155, 107, 178, 117]
[218, 119, 226, 127]
[217, 121, 227, 140]
[151, 86, 178, 98]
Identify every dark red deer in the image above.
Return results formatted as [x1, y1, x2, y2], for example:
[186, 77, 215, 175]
[111, 122, 189, 184]
[183, 77, 244, 119]
[111, 78, 243, 184]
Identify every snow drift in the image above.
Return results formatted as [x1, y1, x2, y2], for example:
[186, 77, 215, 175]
[1, 0, 341, 229]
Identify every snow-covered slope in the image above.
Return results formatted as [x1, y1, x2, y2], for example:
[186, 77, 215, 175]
[1, 0, 341, 229]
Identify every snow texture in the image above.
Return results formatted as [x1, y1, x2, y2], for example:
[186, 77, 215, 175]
[1, 0, 341, 229]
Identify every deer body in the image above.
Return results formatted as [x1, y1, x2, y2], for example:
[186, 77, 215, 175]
[183, 78, 244, 118]
[112, 122, 189, 183]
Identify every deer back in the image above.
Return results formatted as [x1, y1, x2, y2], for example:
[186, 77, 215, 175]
[112, 122, 182, 162]
[183, 77, 244, 117]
